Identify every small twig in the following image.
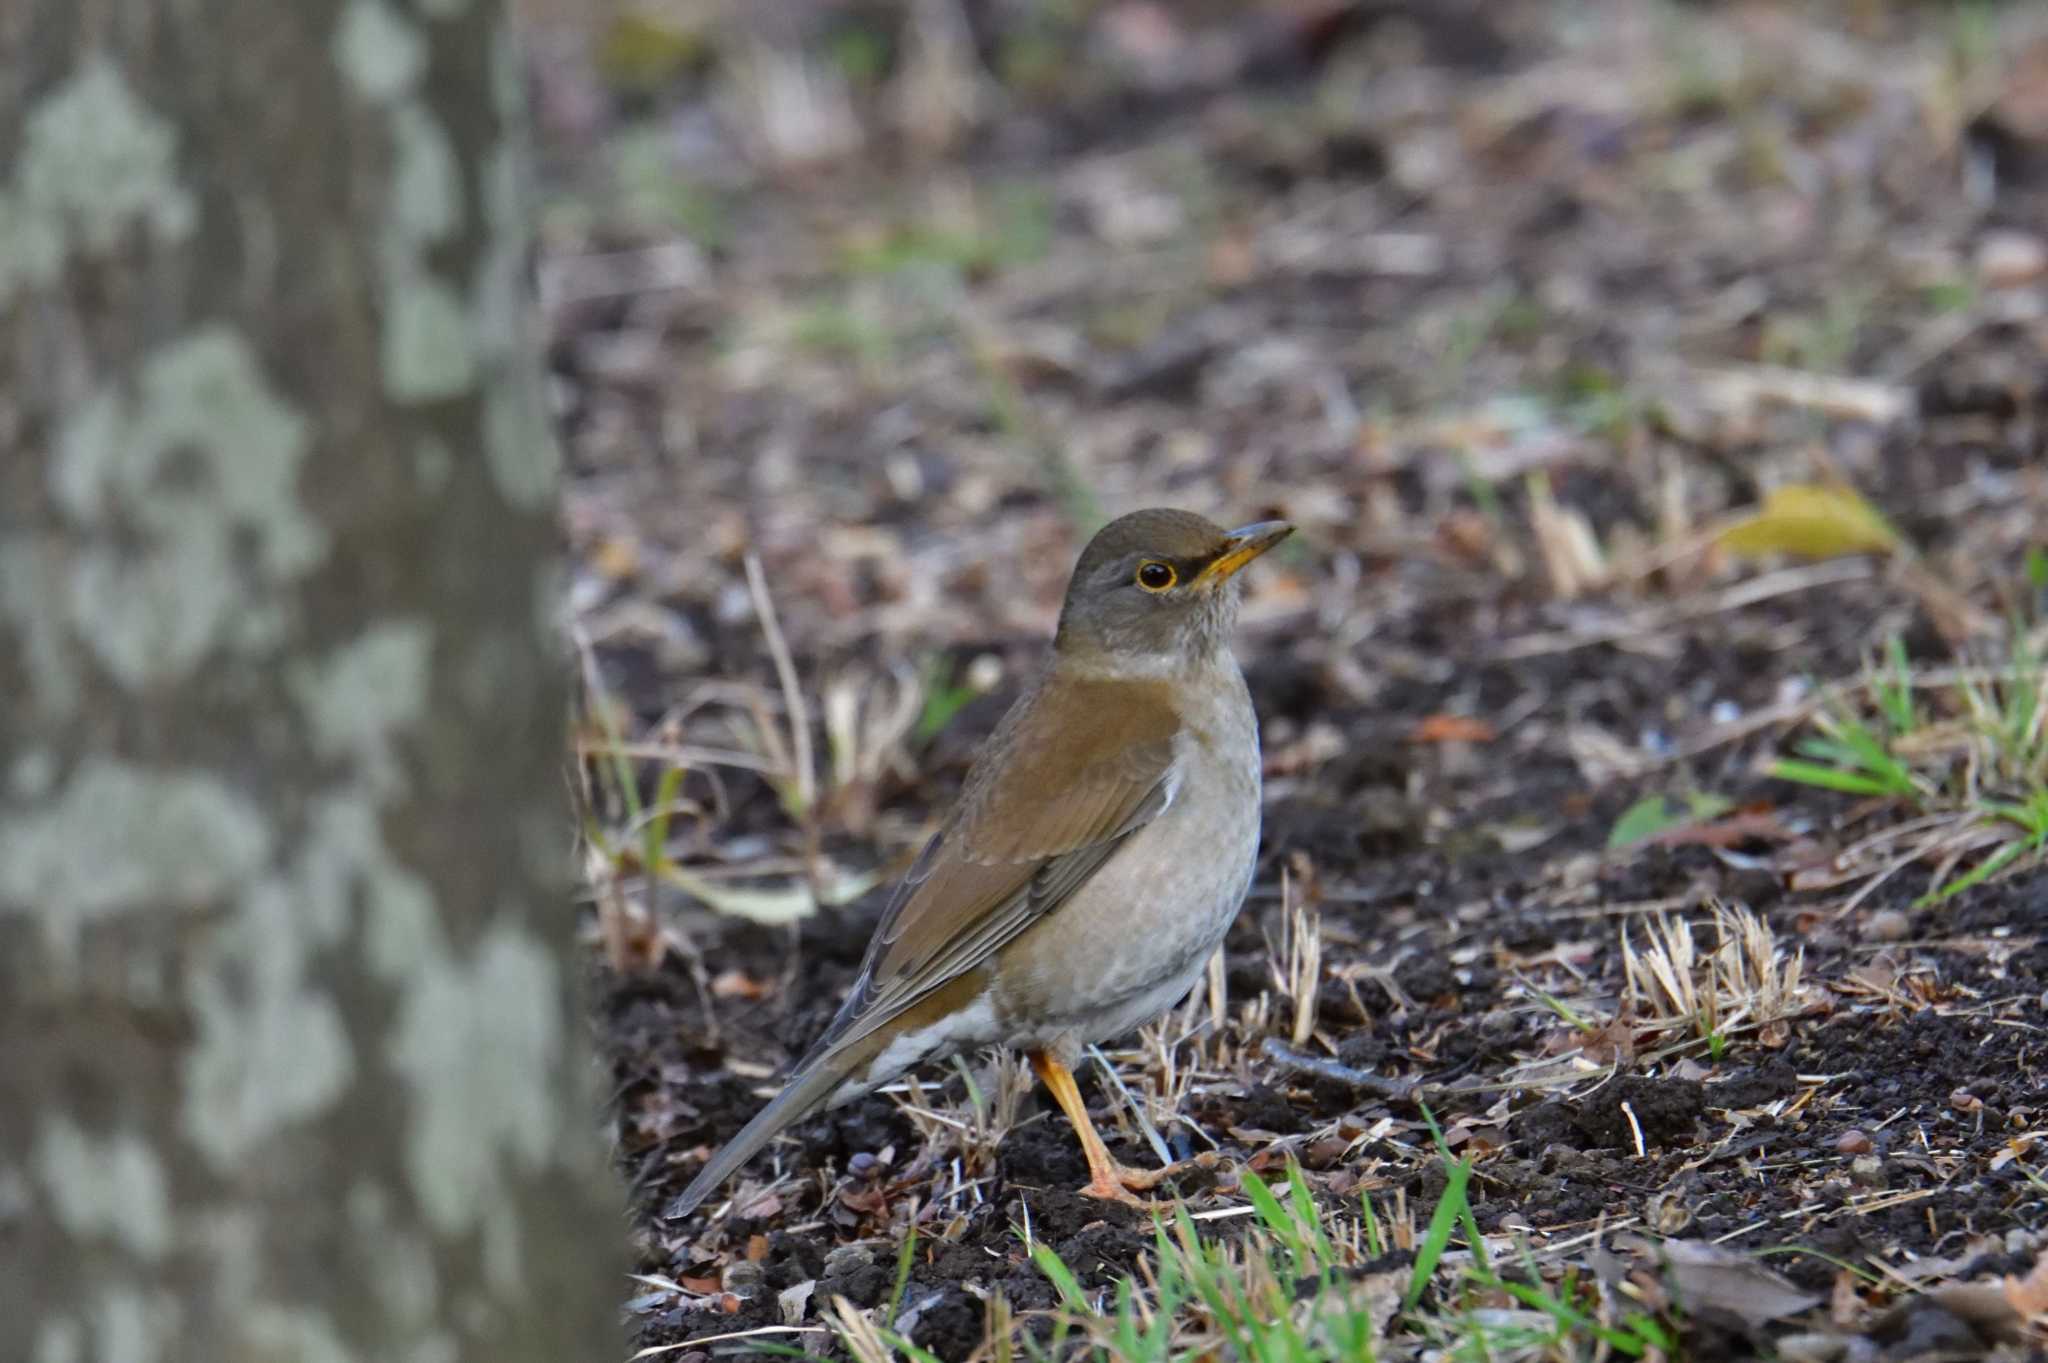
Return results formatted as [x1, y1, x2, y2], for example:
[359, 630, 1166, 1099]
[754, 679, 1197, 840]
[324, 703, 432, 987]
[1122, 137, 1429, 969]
[745, 552, 817, 814]
[1259, 1037, 1431, 1100]
[628, 1325, 827, 1359]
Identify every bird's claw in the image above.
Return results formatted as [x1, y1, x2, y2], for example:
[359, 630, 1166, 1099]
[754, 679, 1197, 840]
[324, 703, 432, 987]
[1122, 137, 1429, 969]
[1080, 1150, 1224, 1204]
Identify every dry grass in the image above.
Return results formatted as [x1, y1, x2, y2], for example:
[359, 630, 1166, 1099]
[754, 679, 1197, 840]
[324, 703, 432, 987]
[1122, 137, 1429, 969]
[1621, 900, 1811, 1053]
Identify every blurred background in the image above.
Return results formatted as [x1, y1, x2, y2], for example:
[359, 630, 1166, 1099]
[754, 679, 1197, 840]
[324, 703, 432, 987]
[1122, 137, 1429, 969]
[536, 0, 2045, 702]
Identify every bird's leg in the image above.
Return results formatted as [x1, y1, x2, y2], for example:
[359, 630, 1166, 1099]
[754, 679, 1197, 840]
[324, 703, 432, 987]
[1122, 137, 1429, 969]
[1030, 1049, 1202, 1203]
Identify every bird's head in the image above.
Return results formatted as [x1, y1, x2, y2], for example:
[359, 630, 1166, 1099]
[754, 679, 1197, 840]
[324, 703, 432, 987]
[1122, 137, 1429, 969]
[1053, 508, 1293, 669]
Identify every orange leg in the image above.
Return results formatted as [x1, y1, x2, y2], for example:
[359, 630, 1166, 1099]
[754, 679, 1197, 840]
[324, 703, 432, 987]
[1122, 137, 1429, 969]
[1030, 1050, 1209, 1204]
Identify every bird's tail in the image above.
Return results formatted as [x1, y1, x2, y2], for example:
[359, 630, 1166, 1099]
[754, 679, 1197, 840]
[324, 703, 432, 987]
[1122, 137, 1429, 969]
[662, 1047, 861, 1220]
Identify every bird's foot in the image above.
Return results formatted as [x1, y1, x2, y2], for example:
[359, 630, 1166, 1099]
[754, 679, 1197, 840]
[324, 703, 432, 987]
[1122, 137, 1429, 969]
[1079, 1150, 1223, 1204]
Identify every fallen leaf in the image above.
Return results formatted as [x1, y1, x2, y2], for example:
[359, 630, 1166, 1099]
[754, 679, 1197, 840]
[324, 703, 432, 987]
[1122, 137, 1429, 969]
[1926, 1282, 2026, 1343]
[779, 1279, 817, 1326]
[1718, 483, 1900, 561]
[1990, 1132, 2039, 1172]
[1656, 1239, 1823, 1328]
[1608, 793, 1732, 849]
[1577, 1015, 1638, 1066]
[2005, 1251, 2048, 1320]
[1829, 1269, 1864, 1327]
[1411, 713, 1497, 743]
[1609, 795, 1686, 848]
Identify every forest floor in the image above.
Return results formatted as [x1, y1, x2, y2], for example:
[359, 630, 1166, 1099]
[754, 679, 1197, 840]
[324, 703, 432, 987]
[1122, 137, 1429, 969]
[528, 1, 2048, 1358]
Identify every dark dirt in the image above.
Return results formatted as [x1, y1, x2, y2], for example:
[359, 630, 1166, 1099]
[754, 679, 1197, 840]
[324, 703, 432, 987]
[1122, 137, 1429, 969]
[533, 0, 2048, 1356]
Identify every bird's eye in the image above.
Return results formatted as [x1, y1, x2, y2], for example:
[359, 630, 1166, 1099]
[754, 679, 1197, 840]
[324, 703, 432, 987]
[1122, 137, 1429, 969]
[1135, 561, 1177, 592]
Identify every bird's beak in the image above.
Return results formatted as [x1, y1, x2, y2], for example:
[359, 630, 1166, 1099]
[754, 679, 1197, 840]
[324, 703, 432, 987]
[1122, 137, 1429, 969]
[1196, 520, 1294, 588]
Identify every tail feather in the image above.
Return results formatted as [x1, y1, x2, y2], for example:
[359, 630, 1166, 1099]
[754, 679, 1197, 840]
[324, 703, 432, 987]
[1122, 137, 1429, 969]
[662, 1052, 858, 1220]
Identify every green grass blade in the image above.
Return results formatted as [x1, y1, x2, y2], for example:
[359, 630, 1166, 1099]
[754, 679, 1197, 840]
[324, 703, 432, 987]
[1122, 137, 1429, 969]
[1031, 1242, 1090, 1312]
[1495, 1281, 1648, 1356]
[887, 1229, 918, 1326]
[1770, 757, 1909, 797]
[1402, 1157, 1472, 1312]
[1361, 1194, 1384, 1259]
[1286, 1164, 1334, 1264]
[643, 761, 686, 878]
[1917, 835, 2032, 906]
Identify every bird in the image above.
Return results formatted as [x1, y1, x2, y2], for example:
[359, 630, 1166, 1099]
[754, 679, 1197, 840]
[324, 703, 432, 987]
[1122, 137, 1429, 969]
[666, 508, 1292, 1217]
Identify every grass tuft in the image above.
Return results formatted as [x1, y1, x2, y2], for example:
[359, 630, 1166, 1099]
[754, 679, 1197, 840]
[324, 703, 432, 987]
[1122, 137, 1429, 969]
[810, 1153, 1687, 1361]
[1772, 623, 2048, 906]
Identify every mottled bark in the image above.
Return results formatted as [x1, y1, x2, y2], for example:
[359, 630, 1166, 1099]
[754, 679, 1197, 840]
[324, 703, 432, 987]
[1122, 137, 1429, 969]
[0, 4, 622, 1361]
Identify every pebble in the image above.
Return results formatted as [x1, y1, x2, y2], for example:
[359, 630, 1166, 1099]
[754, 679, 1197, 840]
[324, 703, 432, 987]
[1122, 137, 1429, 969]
[1774, 1332, 1850, 1362]
[824, 1244, 874, 1277]
[1977, 229, 2048, 288]
[1861, 909, 1911, 943]
[1849, 1154, 1887, 1188]
[721, 1260, 767, 1300]
[1835, 1129, 1873, 1155]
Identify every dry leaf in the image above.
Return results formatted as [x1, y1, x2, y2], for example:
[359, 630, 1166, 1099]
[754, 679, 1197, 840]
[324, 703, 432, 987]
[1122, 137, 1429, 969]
[1657, 1239, 1823, 1328]
[2005, 1251, 2048, 1320]
[1927, 1282, 2027, 1343]
[779, 1279, 817, 1326]
[1989, 1132, 2039, 1172]
[1718, 484, 1899, 561]
[1829, 1269, 1864, 1327]
[1578, 1015, 1639, 1066]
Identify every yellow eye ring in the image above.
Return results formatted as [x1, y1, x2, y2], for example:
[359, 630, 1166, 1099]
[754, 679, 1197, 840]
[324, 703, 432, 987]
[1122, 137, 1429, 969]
[1135, 561, 1177, 591]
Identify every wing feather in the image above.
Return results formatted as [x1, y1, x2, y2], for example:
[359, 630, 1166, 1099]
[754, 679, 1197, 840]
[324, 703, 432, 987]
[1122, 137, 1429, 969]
[817, 672, 1181, 1051]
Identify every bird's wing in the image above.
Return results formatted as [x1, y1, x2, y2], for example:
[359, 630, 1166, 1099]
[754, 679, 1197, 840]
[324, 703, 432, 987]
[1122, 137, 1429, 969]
[821, 672, 1183, 1051]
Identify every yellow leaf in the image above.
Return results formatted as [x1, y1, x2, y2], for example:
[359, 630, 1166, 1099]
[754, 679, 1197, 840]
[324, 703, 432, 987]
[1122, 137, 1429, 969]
[1717, 483, 1899, 560]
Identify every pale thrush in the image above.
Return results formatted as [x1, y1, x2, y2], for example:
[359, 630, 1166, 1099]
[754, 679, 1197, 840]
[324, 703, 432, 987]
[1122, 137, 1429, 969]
[667, 508, 1291, 1215]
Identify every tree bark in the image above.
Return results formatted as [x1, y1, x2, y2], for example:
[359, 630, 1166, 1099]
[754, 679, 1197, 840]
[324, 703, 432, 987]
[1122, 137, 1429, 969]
[0, 3, 622, 1360]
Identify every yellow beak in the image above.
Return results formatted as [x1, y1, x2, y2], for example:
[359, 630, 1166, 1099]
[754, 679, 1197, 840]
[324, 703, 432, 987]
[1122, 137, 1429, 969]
[1196, 520, 1294, 588]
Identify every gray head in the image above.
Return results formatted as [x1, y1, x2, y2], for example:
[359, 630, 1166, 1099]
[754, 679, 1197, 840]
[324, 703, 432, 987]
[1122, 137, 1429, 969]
[1053, 509, 1293, 668]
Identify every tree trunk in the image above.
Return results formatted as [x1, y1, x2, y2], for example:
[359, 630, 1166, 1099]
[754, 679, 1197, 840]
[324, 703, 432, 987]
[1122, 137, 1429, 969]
[0, 4, 622, 1360]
